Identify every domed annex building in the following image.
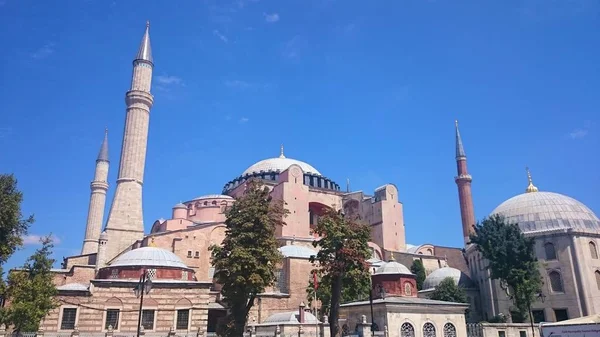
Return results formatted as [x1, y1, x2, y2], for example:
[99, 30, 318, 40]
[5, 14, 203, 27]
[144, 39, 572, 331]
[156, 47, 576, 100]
[15, 23, 599, 336]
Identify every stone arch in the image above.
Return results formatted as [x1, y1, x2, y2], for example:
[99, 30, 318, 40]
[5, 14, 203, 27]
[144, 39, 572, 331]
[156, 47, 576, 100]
[308, 202, 332, 233]
[209, 226, 227, 246]
[423, 322, 437, 337]
[367, 242, 383, 260]
[400, 321, 416, 337]
[595, 270, 600, 290]
[443, 323, 456, 337]
[175, 298, 193, 307]
[105, 297, 123, 306]
[590, 241, 599, 259]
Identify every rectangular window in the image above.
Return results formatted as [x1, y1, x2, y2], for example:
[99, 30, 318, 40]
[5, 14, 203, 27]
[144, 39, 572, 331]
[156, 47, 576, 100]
[105, 309, 120, 330]
[142, 310, 155, 330]
[176, 309, 190, 330]
[532, 310, 545, 323]
[519, 331, 527, 337]
[498, 331, 506, 337]
[60, 307, 77, 330]
[187, 251, 192, 258]
[554, 309, 569, 322]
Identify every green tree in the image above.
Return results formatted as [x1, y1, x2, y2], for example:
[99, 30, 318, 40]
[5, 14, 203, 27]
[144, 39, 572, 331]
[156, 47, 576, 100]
[2, 235, 58, 332]
[0, 174, 34, 264]
[428, 277, 468, 303]
[410, 260, 426, 291]
[469, 214, 543, 322]
[210, 181, 287, 337]
[310, 208, 371, 337]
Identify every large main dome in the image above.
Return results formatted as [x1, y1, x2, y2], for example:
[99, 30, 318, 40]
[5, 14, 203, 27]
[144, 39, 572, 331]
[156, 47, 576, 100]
[241, 146, 321, 176]
[491, 191, 600, 233]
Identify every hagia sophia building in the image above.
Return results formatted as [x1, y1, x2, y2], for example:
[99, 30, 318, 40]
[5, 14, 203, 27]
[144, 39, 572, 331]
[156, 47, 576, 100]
[27, 23, 600, 334]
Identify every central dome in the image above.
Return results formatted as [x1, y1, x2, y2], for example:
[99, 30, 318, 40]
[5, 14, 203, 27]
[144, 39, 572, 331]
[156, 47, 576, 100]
[241, 146, 321, 176]
[491, 191, 600, 233]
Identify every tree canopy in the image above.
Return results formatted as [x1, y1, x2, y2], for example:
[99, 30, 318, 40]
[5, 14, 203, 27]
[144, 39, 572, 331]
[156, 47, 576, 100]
[2, 235, 58, 332]
[469, 214, 542, 322]
[410, 260, 426, 291]
[209, 181, 287, 337]
[309, 208, 371, 337]
[428, 277, 468, 303]
[0, 174, 34, 264]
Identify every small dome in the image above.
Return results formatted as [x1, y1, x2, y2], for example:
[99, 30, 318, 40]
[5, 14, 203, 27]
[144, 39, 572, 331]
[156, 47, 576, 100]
[110, 247, 189, 269]
[279, 245, 317, 259]
[192, 194, 233, 201]
[263, 311, 319, 324]
[374, 260, 411, 275]
[422, 267, 475, 290]
[491, 191, 600, 233]
[173, 202, 186, 209]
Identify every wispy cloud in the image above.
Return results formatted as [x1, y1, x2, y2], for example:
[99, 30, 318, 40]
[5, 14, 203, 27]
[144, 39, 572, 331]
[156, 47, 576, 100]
[264, 12, 280, 23]
[156, 75, 183, 86]
[568, 120, 592, 139]
[213, 30, 229, 43]
[23, 234, 61, 245]
[31, 42, 55, 59]
[282, 35, 307, 60]
[239, 117, 249, 123]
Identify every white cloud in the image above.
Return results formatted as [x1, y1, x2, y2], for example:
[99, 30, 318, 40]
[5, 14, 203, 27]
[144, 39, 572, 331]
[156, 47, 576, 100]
[156, 75, 183, 86]
[239, 117, 249, 123]
[264, 12, 280, 23]
[31, 42, 55, 59]
[569, 129, 588, 139]
[213, 30, 229, 43]
[23, 234, 61, 245]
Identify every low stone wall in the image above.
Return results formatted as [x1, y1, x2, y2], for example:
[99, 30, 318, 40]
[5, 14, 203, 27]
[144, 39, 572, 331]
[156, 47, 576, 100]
[467, 323, 541, 337]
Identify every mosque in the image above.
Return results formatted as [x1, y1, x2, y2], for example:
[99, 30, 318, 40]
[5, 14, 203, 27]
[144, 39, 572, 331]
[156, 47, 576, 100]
[20, 23, 600, 335]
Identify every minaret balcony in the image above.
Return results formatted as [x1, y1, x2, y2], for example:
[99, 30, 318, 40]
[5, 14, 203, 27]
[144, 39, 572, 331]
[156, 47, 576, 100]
[125, 90, 154, 106]
[454, 174, 472, 183]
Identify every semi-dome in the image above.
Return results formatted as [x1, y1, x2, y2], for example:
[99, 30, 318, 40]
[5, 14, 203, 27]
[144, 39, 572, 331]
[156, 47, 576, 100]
[241, 146, 321, 176]
[279, 245, 317, 259]
[374, 258, 411, 275]
[192, 194, 233, 201]
[422, 267, 475, 290]
[491, 170, 600, 233]
[110, 247, 190, 269]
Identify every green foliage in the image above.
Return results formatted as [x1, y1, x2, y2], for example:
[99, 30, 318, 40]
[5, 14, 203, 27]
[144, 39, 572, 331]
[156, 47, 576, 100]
[209, 181, 287, 337]
[487, 314, 508, 323]
[410, 260, 426, 291]
[306, 264, 371, 319]
[2, 235, 58, 332]
[0, 174, 34, 264]
[428, 277, 468, 303]
[469, 214, 543, 321]
[309, 208, 371, 337]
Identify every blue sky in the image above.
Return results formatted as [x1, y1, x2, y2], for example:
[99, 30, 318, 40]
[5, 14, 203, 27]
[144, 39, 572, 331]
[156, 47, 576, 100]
[0, 0, 598, 270]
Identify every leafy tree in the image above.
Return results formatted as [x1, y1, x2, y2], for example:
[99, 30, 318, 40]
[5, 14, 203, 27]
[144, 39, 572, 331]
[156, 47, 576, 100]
[310, 208, 371, 337]
[428, 277, 467, 303]
[306, 265, 370, 319]
[2, 235, 58, 332]
[469, 214, 542, 322]
[210, 181, 288, 337]
[0, 174, 34, 264]
[410, 260, 426, 291]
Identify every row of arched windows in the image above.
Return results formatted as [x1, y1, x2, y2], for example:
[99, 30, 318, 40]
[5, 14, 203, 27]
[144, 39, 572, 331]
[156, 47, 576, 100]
[400, 322, 456, 337]
[543, 241, 598, 261]
[548, 269, 600, 292]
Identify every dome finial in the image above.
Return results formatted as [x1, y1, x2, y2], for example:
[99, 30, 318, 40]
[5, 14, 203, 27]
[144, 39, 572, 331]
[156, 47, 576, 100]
[388, 251, 395, 262]
[279, 144, 285, 158]
[525, 166, 539, 193]
[148, 237, 157, 247]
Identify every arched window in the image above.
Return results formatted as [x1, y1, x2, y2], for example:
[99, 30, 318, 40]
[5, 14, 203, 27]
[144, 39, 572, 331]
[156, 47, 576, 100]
[544, 242, 557, 260]
[423, 323, 436, 337]
[404, 282, 413, 296]
[443, 323, 456, 337]
[595, 271, 600, 290]
[590, 242, 599, 259]
[549, 271, 564, 292]
[401, 323, 415, 337]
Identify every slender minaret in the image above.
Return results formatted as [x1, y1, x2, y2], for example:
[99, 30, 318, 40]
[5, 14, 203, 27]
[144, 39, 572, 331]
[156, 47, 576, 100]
[454, 120, 476, 245]
[103, 21, 154, 260]
[81, 129, 110, 255]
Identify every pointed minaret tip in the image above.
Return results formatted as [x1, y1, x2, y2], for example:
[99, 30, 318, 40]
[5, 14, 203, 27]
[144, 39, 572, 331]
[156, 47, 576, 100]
[455, 119, 467, 159]
[97, 129, 109, 162]
[135, 21, 153, 64]
[525, 166, 539, 193]
[279, 144, 285, 158]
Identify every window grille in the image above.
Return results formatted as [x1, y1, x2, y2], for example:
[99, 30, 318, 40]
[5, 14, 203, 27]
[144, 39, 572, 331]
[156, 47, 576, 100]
[60, 308, 77, 330]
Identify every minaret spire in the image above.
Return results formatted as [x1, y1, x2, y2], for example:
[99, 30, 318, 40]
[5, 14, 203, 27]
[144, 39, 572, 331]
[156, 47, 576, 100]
[454, 120, 476, 245]
[81, 130, 110, 254]
[103, 22, 155, 260]
[525, 166, 539, 193]
[279, 144, 285, 158]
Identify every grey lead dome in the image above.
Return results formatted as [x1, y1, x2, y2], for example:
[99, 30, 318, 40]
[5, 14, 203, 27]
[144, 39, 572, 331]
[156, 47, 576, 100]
[110, 246, 189, 269]
[491, 191, 600, 233]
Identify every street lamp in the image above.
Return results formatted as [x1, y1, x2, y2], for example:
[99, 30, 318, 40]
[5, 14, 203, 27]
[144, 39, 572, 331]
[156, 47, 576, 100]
[134, 270, 153, 337]
[528, 292, 546, 337]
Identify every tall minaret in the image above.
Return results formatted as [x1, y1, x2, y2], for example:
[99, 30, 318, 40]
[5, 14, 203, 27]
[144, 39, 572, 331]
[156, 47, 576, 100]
[454, 120, 476, 245]
[81, 129, 110, 255]
[103, 22, 154, 260]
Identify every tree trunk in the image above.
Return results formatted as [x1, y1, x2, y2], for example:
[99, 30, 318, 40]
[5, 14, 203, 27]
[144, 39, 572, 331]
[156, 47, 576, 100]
[329, 275, 342, 337]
